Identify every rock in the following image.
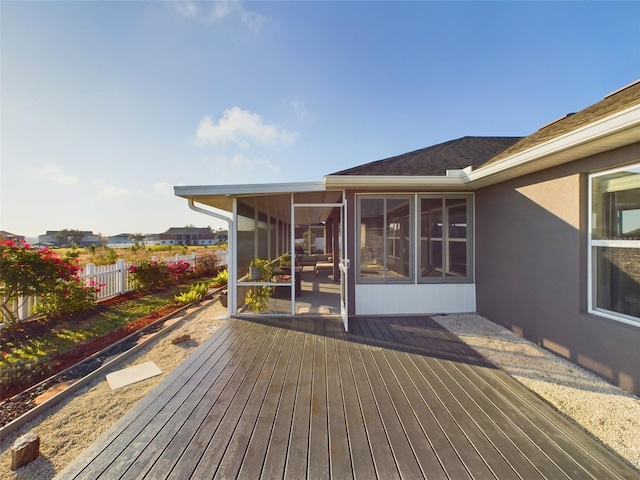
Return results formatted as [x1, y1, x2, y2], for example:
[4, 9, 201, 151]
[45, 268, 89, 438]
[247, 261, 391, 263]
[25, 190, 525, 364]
[10, 432, 40, 470]
[171, 334, 191, 345]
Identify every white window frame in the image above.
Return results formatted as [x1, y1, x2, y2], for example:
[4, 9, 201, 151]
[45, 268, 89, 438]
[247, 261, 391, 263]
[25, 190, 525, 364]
[588, 163, 640, 326]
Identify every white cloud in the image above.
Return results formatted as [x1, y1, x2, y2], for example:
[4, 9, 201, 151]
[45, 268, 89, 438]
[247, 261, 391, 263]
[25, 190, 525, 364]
[174, 0, 266, 33]
[39, 164, 80, 187]
[151, 182, 175, 197]
[196, 107, 297, 147]
[95, 185, 130, 200]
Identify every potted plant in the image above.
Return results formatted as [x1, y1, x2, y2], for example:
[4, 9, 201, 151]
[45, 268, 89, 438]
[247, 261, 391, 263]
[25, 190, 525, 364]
[245, 259, 274, 313]
[278, 252, 292, 272]
[212, 268, 228, 307]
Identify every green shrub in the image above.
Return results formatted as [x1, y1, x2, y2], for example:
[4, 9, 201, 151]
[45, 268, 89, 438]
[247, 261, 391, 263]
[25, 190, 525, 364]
[174, 283, 210, 306]
[212, 268, 228, 287]
[33, 279, 100, 320]
[129, 261, 171, 291]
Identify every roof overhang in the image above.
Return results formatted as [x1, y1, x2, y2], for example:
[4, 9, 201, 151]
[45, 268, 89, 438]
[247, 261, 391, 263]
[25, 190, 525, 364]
[174, 182, 343, 224]
[467, 103, 640, 188]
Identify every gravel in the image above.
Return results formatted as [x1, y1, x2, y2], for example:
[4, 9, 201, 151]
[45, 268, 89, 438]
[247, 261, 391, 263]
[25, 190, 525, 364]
[1, 310, 638, 478]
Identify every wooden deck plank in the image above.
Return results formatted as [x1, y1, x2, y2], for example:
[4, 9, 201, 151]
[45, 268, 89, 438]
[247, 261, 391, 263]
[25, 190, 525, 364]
[466, 364, 636, 480]
[324, 317, 354, 480]
[69, 319, 257, 479]
[372, 317, 499, 479]
[57, 315, 640, 480]
[188, 320, 284, 478]
[308, 319, 330, 479]
[158, 319, 274, 479]
[235, 318, 301, 479]
[334, 319, 377, 480]
[344, 322, 401, 480]
[350, 319, 430, 479]
[112, 319, 265, 479]
[409, 316, 630, 480]
[413, 320, 578, 479]
[367, 318, 473, 480]
[282, 318, 315, 480]
[360, 318, 455, 480]
[214, 321, 295, 479]
[259, 319, 310, 479]
[392, 317, 553, 479]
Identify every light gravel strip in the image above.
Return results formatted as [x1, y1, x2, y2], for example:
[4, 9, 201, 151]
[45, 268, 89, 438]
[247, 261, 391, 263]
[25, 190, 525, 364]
[432, 313, 640, 471]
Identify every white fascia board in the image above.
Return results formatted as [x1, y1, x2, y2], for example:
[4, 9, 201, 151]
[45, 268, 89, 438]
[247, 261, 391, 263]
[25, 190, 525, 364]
[174, 181, 326, 198]
[323, 175, 467, 188]
[468, 103, 640, 186]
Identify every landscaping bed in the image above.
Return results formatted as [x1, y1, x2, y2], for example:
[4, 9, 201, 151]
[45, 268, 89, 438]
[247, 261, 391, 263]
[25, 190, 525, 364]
[0, 292, 190, 428]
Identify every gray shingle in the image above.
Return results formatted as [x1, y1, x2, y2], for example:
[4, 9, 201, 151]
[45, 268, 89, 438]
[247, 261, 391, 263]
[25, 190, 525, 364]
[331, 136, 522, 176]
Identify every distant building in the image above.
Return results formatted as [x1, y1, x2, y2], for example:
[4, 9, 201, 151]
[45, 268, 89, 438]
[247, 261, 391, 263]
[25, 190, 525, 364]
[108, 233, 134, 245]
[0, 231, 26, 244]
[144, 233, 160, 245]
[159, 227, 216, 246]
[215, 230, 228, 244]
[39, 230, 100, 248]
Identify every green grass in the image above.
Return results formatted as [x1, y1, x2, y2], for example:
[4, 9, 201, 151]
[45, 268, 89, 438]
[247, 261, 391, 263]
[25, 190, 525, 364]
[0, 276, 215, 392]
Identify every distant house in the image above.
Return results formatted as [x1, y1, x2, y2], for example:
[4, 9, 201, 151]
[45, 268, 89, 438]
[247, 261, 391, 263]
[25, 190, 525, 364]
[176, 79, 640, 396]
[39, 230, 100, 248]
[108, 233, 134, 245]
[144, 233, 160, 245]
[214, 230, 228, 244]
[159, 227, 217, 246]
[0, 231, 26, 244]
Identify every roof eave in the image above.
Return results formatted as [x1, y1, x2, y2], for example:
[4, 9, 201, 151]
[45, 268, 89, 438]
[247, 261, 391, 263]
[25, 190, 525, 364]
[467, 103, 640, 188]
[323, 175, 469, 190]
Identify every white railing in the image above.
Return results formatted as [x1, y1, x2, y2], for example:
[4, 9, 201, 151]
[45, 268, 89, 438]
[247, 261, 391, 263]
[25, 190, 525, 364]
[1, 251, 228, 325]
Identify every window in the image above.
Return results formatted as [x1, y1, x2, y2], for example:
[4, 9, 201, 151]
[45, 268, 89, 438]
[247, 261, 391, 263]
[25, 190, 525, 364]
[356, 194, 473, 284]
[358, 196, 413, 282]
[419, 196, 473, 283]
[589, 164, 640, 324]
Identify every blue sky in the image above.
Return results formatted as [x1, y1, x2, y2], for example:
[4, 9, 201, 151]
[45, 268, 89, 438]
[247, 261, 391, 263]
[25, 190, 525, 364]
[2, 1, 639, 238]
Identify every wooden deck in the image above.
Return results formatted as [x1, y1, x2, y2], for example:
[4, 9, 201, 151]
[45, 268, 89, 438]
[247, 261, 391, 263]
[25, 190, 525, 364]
[58, 315, 639, 479]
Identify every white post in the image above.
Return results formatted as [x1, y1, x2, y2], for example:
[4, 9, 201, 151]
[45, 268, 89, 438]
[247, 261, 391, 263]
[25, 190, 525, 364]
[85, 263, 96, 282]
[175, 253, 180, 263]
[116, 259, 126, 294]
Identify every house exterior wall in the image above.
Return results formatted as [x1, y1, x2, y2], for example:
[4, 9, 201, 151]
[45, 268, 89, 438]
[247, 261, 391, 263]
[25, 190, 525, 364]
[475, 142, 640, 395]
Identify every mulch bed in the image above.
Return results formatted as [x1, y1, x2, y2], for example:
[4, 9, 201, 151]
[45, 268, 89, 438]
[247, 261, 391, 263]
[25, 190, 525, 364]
[0, 294, 184, 427]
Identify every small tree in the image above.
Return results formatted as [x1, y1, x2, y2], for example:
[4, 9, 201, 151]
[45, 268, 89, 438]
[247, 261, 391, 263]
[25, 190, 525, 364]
[0, 240, 99, 328]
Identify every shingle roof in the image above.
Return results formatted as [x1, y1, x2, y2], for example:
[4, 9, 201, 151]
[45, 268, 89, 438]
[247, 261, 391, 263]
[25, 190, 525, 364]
[330, 136, 522, 176]
[482, 79, 640, 167]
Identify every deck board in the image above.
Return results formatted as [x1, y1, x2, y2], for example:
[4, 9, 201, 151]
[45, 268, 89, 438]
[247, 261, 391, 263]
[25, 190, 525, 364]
[57, 315, 640, 480]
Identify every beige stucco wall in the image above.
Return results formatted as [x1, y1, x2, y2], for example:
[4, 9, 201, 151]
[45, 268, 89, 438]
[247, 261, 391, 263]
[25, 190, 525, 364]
[475, 142, 640, 395]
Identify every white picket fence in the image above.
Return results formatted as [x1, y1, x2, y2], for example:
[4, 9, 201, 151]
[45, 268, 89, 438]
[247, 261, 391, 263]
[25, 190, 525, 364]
[1, 251, 228, 325]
